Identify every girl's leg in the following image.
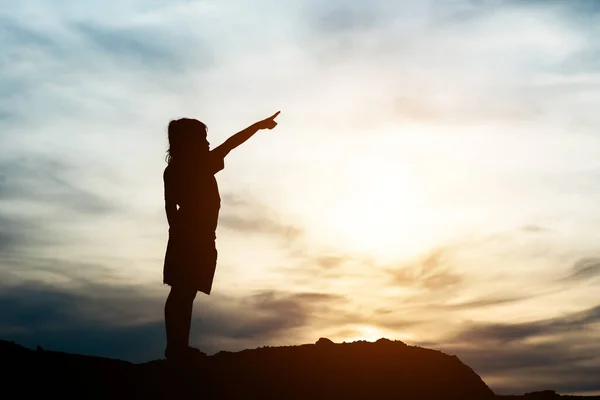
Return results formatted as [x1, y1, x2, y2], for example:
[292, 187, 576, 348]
[164, 285, 197, 358]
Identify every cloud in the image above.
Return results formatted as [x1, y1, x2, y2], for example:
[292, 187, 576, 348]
[311, 255, 348, 270]
[560, 258, 600, 282]
[414, 302, 600, 394]
[388, 248, 463, 291]
[0, 155, 120, 215]
[219, 213, 303, 242]
[223, 290, 346, 340]
[0, 267, 345, 362]
[0, 274, 164, 361]
[0, 9, 214, 134]
[439, 295, 536, 310]
[0, 154, 126, 257]
[0, 212, 64, 255]
[447, 341, 600, 395]
[72, 22, 185, 70]
[521, 225, 551, 233]
[272, 251, 361, 288]
[220, 193, 302, 237]
[307, 2, 394, 35]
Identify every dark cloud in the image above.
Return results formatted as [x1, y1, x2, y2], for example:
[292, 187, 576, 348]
[420, 302, 600, 394]
[454, 323, 546, 345]
[0, 277, 164, 361]
[457, 342, 594, 375]
[452, 303, 600, 344]
[444, 340, 600, 395]
[0, 271, 344, 362]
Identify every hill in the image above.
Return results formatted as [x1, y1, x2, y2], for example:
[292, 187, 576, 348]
[1, 337, 598, 399]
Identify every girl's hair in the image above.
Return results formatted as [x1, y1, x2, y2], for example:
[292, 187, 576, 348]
[165, 118, 207, 164]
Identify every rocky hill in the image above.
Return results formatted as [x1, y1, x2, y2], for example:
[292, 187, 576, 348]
[1, 338, 597, 399]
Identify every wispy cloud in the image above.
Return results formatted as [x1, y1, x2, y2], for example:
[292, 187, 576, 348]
[0, 155, 120, 215]
[219, 213, 303, 243]
[388, 248, 463, 291]
[439, 295, 537, 311]
[560, 258, 600, 283]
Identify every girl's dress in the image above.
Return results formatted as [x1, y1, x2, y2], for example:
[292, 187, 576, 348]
[163, 152, 225, 294]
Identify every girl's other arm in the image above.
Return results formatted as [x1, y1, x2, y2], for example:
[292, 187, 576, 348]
[163, 169, 178, 229]
[165, 199, 177, 229]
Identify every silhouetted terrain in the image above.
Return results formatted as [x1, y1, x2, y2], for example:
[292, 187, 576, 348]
[1, 338, 598, 399]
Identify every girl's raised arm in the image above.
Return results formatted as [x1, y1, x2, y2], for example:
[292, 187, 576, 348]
[212, 111, 280, 158]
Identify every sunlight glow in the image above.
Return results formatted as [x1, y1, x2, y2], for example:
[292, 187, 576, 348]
[326, 155, 431, 261]
[343, 326, 390, 343]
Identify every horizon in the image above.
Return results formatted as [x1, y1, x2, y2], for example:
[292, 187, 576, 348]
[1, 0, 600, 396]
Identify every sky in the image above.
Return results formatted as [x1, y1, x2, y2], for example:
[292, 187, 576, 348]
[1, 0, 600, 395]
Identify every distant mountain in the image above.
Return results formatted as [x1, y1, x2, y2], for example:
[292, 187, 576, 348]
[1, 337, 598, 399]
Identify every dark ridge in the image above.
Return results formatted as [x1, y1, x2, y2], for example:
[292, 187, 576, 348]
[1, 338, 598, 399]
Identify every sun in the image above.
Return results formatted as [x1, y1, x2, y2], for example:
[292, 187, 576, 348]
[341, 325, 421, 345]
[326, 157, 430, 261]
[342, 326, 389, 343]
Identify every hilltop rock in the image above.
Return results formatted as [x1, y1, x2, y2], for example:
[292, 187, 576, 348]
[316, 337, 334, 346]
[0, 338, 517, 399]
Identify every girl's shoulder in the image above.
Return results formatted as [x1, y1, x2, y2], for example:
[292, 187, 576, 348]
[163, 164, 177, 182]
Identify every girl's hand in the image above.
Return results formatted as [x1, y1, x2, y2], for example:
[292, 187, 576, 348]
[256, 111, 280, 130]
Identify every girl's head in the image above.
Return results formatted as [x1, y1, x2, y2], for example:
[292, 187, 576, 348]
[166, 118, 209, 164]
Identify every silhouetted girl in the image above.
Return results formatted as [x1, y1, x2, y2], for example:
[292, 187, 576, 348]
[163, 111, 280, 362]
